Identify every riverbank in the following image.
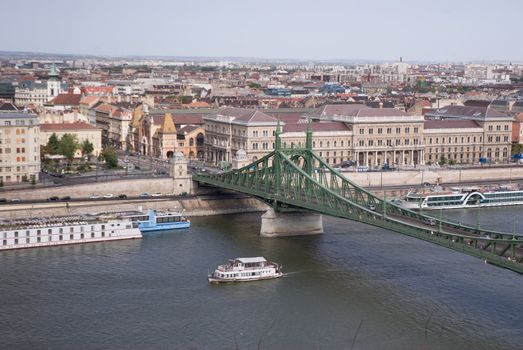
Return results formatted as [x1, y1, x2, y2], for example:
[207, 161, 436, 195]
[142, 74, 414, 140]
[0, 196, 269, 220]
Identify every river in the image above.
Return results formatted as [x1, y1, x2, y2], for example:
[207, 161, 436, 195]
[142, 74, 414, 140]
[1, 207, 522, 349]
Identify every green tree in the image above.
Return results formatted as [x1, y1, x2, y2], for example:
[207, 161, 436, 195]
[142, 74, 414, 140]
[438, 156, 448, 166]
[248, 82, 261, 89]
[46, 133, 60, 155]
[511, 142, 523, 156]
[81, 139, 94, 157]
[101, 146, 118, 169]
[58, 134, 79, 163]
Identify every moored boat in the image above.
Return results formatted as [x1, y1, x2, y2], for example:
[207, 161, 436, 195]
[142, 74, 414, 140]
[208, 257, 282, 283]
[121, 209, 190, 232]
[394, 185, 523, 210]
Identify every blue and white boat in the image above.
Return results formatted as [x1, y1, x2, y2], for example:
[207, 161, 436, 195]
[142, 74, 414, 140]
[124, 210, 190, 232]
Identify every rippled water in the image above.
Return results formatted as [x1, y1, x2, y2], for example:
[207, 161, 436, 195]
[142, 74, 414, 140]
[1, 207, 522, 349]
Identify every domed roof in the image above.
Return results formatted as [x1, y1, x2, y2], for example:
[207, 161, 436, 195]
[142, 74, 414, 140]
[235, 148, 247, 160]
[173, 151, 185, 161]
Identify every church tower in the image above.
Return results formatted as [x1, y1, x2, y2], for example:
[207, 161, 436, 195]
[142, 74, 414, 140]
[47, 63, 61, 101]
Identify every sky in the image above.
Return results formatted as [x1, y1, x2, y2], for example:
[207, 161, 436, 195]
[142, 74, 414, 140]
[1, 0, 522, 62]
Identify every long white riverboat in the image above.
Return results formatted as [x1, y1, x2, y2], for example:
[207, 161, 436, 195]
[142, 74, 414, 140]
[0, 214, 142, 251]
[394, 185, 523, 210]
[208, 257, 283, 283]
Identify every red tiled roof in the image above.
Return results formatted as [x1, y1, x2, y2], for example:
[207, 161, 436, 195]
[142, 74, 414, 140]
[177, 125, 202, 134]
[266, 112, 305, 124]
[184, 101, 210, 108]
[283, 122, 350, 132]
[80, 96, 100, 106]
[216, 107, 277, 123]
[424, 119, 481, 129]
[40, 122, 100, 131]
[49, 94, 82, 106]
[94, 104, 115, 113]
[151, 114, 204, 126]
[81, 86, 115, 94]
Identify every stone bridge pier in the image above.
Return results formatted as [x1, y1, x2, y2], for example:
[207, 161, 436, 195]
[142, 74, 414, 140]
[260, 208, 323, 238]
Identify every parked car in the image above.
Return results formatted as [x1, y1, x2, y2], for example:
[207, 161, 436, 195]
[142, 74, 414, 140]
[0, 198, 7, 203]
[11, 198, 21, 203]
[61, 196, 71, 201]
[139, 192, 150, 197]
[47, 196, 60, 201]
[103, 193, 114, 199]
[89, 194, 100, 199]
[423, 217, 436, 226]
[151, 192, 163, 197]
[117, 194, 127, 199]
[338, 160, 357, 168]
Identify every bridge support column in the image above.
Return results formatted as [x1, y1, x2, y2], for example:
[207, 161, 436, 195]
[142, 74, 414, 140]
[260, 208, 323, 238]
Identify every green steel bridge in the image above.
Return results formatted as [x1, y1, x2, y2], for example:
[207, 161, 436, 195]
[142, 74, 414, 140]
[194, 121, 523, 274]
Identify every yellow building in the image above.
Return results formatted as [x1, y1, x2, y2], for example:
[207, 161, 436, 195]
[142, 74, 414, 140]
[40, 122, 102, 157]
[0, 112, 40, 183]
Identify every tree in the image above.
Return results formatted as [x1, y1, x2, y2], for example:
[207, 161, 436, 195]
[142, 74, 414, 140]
[101, 146, 118, 169]
[81, 139, 94, 158]
[248, 82, 261, 89]
[511, 142, 523, 156]
[58, 134, 79, 163]
[46, 133, 60, 155]
[438, 156, 448, 166]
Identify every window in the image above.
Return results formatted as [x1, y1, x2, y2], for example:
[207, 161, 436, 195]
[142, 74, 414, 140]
[359, 129, 364, 135]
[396, 127, 401, 134]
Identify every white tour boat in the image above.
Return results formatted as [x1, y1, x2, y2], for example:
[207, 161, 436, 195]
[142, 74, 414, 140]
[0, 214, 141, 251]
[394, 185, 523, 210]
[208, 257, 283, 283]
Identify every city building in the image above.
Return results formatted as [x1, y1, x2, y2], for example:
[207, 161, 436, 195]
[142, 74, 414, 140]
[425, 106, 513, 162]
[204, 107, 279, 165]
[14, 64, 63, 106]
[0, 112, 40, 183]
[40, 122, 102, 157]
[313, 104, 425, 166]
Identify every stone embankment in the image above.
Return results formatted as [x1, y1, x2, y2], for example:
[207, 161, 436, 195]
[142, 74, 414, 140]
[344, 166, 523, 187]
[0, 196, 268, 220]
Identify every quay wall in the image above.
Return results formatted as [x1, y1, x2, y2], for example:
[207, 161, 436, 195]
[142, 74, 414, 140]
[0, 197, 269, 220]
[0, 178, 199, 201]
[1, 167, 522, 202]
[341, 166, 523, 188]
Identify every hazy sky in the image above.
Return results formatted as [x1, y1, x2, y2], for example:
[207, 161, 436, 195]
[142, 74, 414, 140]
[2, 0, 522, 62]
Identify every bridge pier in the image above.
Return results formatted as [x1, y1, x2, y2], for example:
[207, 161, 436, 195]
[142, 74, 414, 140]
[260, 208, 323, 238]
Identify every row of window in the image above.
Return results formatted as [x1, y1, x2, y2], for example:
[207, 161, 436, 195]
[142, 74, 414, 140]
[487, 125, 510, 131]
[359, 126, 420, 135]
[2, 232, 108, 246]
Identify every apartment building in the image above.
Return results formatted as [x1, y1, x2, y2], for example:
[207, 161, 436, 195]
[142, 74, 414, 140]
[0, 112, 40, 183]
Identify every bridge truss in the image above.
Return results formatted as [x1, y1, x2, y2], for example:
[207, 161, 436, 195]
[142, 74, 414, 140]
[194, 121, 523, 274]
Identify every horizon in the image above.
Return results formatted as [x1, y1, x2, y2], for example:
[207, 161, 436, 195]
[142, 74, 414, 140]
[1, 0, 522, 62]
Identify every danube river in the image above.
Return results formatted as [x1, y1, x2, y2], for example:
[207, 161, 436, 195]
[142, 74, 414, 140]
[1, 207, 523, 349]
